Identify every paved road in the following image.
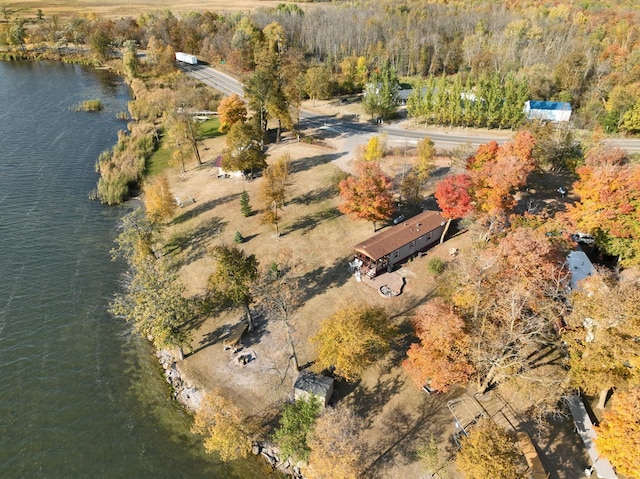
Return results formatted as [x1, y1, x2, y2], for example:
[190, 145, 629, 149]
[185, 64, 640, 153]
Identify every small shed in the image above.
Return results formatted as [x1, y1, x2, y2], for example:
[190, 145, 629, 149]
[353, 210, 445, 278]
[294, 370, 334, 408]
[524, 100, 572, 122]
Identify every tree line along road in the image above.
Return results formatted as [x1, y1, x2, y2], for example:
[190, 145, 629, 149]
[185, 64, 640, 154]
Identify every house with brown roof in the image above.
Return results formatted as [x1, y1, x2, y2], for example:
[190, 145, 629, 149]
[352, 210, 445, 278]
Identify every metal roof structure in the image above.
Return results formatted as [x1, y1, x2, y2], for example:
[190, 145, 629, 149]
[524, 100, 572, 122]
[353, 210, 445, 261]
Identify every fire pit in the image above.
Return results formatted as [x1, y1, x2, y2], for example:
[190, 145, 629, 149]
[379, 285, 399, 297]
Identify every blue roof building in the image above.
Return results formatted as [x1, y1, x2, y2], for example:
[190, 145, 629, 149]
[524, 100, 572, 122]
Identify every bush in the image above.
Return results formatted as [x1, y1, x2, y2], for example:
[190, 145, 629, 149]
[74, 99, 103, 111]
[272, 397, 321, 462]
[427, 257, 445, 275]
[233, 231, 244, 244]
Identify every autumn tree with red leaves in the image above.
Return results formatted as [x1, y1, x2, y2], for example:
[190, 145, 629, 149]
[339, 160, 395, 231]
[434, 132, 536, 241]
[403, 299, 474, 392]
[434, 173, 474, 243]
[467, 131, 536, 214]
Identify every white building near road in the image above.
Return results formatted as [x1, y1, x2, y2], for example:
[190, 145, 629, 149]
[524, 100, 572, 122]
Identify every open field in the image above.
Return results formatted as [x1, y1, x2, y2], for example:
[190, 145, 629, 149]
[6, 0, 290, 18]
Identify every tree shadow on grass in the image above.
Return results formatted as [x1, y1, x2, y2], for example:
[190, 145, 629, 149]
[285, 206, 342, 236]
[297, 259, 353, 304]
[289, 151, 347, 174]
[190, 311, 269, 355]
[171, 192, 242, 225]
[290, 185, 337, 206]
[346, 373, 406, 420]
[364, 391, 458, 477]
[163, 216, 226, 268]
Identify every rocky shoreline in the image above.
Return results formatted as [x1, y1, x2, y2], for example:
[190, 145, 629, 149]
[156, 350, 305, 478]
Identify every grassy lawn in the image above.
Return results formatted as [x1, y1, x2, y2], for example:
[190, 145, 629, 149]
[199, 117, 221, 139]
[147, 119, 221, 177]
[146, 134, 173, 177]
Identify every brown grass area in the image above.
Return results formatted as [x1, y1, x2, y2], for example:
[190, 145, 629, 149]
[157, 130, 479, 477]
[8, 0, 291, 18]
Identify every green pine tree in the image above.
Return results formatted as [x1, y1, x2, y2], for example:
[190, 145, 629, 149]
[240, 190, 252, 217]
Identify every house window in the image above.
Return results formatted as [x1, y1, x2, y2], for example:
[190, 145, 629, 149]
[410, 241, 415, 248]
[427, 232, 431, 240]
[394, 250, 399, 258]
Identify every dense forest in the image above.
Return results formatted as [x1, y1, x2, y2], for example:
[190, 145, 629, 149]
[2, 0, 640, 132]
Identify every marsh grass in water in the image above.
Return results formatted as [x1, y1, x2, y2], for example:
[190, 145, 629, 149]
[73, 99, 103, 111]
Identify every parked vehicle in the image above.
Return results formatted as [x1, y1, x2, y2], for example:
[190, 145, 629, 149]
[175, 52, 198, 65]
[572, 232, 595, 245]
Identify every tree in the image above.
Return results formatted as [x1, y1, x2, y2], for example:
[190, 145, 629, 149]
[143, 175, 176, 225]
[400, 170, 424, 207]
[564, 273, 640, 407]
[122, 40, 139, 79]
[415, 137, 436, 180]
[311, 305, 395, 382]
[434, 173, 474, 242]
[304, 66, 332, 107]
[467, 132, 536, 214]
[244, 53, 293, 143]
[362, 64, 400, 119]
[564, 156, 640, 266]
[110, 207, 156, 266]
[109, 255, 194, 359]
[207, 244, 259, 331]
[88, 23, 112, 62]
[595, 387, 640, 478]
[254, 249, 303, 372]
[441, 228, 569, 395]
[456, 419, 526, 479]
[305, 405, 367, 479]
[363, 135, 384, 162]
[165, 109, 203, 167]
[403, 299, 474, 392]
[339, 160, 395, 231]
[222, 120, 267, 175]
[240, 190, 252, 217]
[217, 94, 247, 133]
[272, 396, 321, 462]
[259, 153, 290, 236]
[191, 391, 253, 461]
[7, 19, 26, 51]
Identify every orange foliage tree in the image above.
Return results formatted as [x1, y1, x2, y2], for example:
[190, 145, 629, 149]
[339, 160, 395, 231]
[564, 152, 640, 266]
[217, 93, 247, 133]
[402, 299, 475, 392]
[466, 131, 536, 213]
[434, 173, 474, 242]
[595, 387, 640, 478]
[440, 227, 569, 394]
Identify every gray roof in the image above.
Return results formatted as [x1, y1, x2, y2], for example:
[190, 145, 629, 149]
[294, 370, 333, 396]
[354, 210, 445, 261]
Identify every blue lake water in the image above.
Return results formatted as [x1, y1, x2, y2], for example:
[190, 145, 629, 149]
[0, 61, 269, 478]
